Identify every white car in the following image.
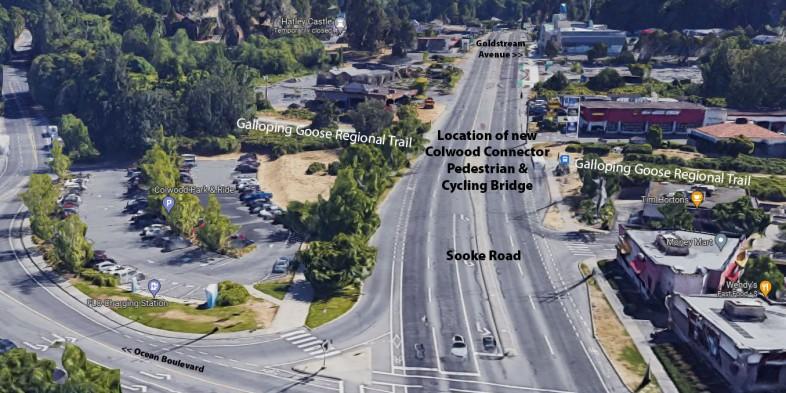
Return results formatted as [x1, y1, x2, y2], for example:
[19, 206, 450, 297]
[95, 261, 118, 273]
[59, 194, 81, 205]
[141, 224, 172, 238]
[63, 180, 87, 190]
[450, 335, 468, 358]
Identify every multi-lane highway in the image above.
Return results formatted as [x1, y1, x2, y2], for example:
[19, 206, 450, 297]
[0, 29, 630, 393]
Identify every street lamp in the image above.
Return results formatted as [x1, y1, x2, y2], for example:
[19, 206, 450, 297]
[320, 339, 330, 370]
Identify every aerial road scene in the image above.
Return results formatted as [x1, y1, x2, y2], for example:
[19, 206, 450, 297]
[1, 0, 785, 392]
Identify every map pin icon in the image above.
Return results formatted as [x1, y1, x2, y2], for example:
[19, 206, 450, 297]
[148, 279, 161, 298]
[715, 233, 727, 251]
[162, 195, 175, 214]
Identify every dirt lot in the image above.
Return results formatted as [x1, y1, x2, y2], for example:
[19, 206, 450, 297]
[257, 149, 341, 208]
[416, 102, 445, 124]
[656, 148, 704, 160]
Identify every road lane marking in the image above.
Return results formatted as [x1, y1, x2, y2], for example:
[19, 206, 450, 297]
[543, 335, 555, 356]
[292, 336, 319, 345]
[284, 333, 310, 341]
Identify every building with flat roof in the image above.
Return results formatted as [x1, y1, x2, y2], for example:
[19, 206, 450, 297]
[617, 226, 747, 301]
[726, 109, 786, 132]
[314, 82, 415, 108]
[538, 13, 627, 55]
[640, 182, 752, 232]
[579, 100, 708, 136]
[752, 34, 784, 45]
[667, 294, 786, 392]
[689, 121, 786, 158]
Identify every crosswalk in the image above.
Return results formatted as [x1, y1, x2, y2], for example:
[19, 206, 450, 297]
[280, 329, 341, 359]
[565, 241, 596, 256]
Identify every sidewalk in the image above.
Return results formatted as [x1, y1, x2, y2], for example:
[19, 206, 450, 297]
[19, 217, 312, 339]
[584, 259, 679, 393]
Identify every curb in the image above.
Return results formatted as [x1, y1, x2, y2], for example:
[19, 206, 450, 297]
[17, 215, 290, 340]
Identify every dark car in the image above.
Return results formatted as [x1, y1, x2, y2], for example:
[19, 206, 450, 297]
[235, 163, 258, 173]
[180, 173, 194, 184]
[0, 339, 17, 354]
[482, 335, 497, 351]
[162, 236, 193, 252]
[238, 153, 257, 161]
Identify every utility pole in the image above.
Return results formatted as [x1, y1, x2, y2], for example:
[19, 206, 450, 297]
[320, 339, 330, 370]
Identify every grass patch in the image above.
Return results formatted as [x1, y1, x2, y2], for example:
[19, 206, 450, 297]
[254, 278, 291, 301]
[73, 279, 275, 334]
[305, 286, 359, 329]
[586, 264, 661, 392]
[653, 344, 731, 393]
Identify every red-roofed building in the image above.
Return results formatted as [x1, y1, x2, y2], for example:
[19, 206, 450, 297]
[578, 100, 708, 136]
[689, 121, 786, 158]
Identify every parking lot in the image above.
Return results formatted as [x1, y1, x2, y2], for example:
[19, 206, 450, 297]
[79, 158, 300, 301]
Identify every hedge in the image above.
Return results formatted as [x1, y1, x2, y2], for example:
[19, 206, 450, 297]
[622, 144, 653, 154]
[80, 269, 119, 287]
[216, 280, 249, 306]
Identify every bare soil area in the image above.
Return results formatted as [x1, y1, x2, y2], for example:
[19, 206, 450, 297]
[257, 149, 341, 207]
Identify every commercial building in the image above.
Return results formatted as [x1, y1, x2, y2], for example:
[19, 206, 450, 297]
[689, 122, 786, 158]
[726, 109, 786, 132]
[314, 82, 415, 108]
[317, 66, 396, 87]
[416, 36, 461, 53]
[667, 294, 786, 392]
[752, 34, 784, 45]
[538, 13, 627, 55]
[579, 100, 708, 136]
[616, 226, 747, 301]
[640, 182, 751, 230]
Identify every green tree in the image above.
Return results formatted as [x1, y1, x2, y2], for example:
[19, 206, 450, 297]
[712, 197, 770, 237]
[348, 99, 393, 136]
[140, 144, 179, 213]
[346, 0, 389, 52]
[742, 256, 784, 299]
[49, 140, 71, 181]
[61, 343, 121, 392]
[310, 100, 338, 130]
[300, 233, 376, 292]
[542, 71, 568, 91]
[167, 193, 203, 238]
[59, 114, 100, 162]
[53, 215, 93, 273]
[21, 174, 59, 241]
[586, 42, 608, 62]
[719, 135, 755, 157]
[216, 280, 249, 306]
[656, 192, 694, 230]
[646, 125, 663, 148]
[197, 194, 238, 252]
[586, 68, 624, 91]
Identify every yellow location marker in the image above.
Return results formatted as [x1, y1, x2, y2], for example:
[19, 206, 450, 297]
[690, 191, 704, 208]
[759, 280, 773, 297]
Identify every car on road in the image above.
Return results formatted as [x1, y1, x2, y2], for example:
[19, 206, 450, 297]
[414, 343, 426, 360]
[482, 335, 497, 351]
[450, 335, 468, 358]
[0, 339, 16, 354]
[272, 256, 291, 274]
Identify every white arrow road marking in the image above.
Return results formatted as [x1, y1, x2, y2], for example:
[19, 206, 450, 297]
[121, 384, 148, 392]
[24, 342, 48, 351]
[129, 376, 181, 393]
[140, 371, 172, 380]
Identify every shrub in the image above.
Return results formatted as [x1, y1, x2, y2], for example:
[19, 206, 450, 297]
[178, 136, 240, 155]
[679, 145, 698, 152]
[306, 162, 326, 175]
[80, 269, 119, 287]
[216, 280, 249, 306]
[623, 144, 653, 154]
[565, 143, 582, 153]
[582, 143, 610, 156]
[327, 161, 340, 175]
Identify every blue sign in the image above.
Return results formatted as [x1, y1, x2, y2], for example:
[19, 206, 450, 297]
[162, 195, 175, 214]
[560, 155, 570, 166]
[148, 279, 161, 298]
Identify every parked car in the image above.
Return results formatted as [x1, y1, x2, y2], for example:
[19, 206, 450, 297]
[180, 173, 194, 184]
[232, 174, 256, 184]
[90, 250, 114, 264]
[124, 198, 148, 213]
[242, 191, 273, 203]
[59, 194, 81, 205]
[235, 163, 258, 173]
[238, 153, 257, 161]
[95, 261, 118, 273]
[258, 210, 274, 220]
[162, 236, 193, 252]
[60, 207, 79, 218]
[0, 339, 17, 354]
[450, 335, 468, 357]
[64, 179, 87, 190]
[272, 257, 291, 273]
[141, 224, 172, 239]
